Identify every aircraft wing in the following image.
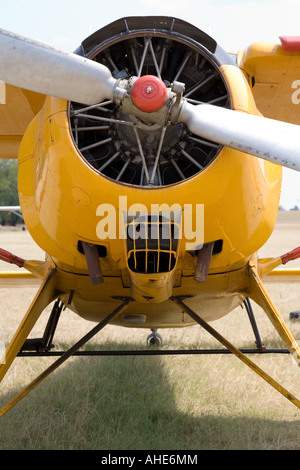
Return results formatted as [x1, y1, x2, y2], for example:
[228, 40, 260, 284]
[0, 83, 45, 286]
[237, 37, 300, 125]
[264, 268, 300, 282]
[0, 83, 45, 159]
[0, 271, 41, 287]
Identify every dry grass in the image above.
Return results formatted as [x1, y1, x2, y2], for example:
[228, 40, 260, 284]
[0, 213, 300, 449]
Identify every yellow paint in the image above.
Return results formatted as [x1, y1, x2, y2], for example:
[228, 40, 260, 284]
[237, 41, 300, 125]
[3, 37, 300, 414]
[16, 61, 282, 326]
[0, 271, 41, 287]
[0, 85, 45, 158]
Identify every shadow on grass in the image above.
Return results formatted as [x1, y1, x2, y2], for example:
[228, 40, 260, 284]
[0, 341, 300, 450]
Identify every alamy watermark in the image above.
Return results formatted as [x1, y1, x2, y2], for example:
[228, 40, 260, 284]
[291, 340, 300, 366]
[95, 196, 204, 250]
[291, 80, 300, 104]
[0, 340, 5, 365]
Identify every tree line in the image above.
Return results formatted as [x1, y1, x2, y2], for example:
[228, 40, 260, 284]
[0, 160, 20, 225]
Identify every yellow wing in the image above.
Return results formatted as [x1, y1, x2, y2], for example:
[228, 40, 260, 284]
[237, 37, 300, 125]
[0, 83, 45, 159]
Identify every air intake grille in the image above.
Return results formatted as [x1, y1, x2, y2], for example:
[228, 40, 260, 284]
[126, 213, 181, 274]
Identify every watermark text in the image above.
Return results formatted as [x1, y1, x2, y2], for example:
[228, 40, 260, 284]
[96, 196, 204, 250]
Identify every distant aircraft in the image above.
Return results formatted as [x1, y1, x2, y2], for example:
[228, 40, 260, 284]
[0, 206, 23, 219]
[1, 17, 300, 416]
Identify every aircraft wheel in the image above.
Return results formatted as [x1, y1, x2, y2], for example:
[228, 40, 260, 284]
[290, 310, 300, 320]
[147, 329, 162, 347]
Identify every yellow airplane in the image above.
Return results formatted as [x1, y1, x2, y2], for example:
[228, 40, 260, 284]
[1, 16, 300, 416]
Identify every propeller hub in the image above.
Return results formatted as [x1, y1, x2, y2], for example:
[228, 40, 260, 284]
[131, 75, 168, 113]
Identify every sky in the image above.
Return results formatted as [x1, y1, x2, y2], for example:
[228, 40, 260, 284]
[1, 0, 300, 208]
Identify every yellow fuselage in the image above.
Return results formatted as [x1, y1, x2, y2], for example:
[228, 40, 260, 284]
[17, 64, 282, 327]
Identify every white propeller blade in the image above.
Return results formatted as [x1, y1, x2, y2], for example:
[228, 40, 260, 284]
[1, 27, 300, 172]
[179, 101, 300, 171]
[0, 29, 117, 104]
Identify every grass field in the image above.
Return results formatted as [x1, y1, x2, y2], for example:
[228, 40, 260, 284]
[0, 212, 300, 450]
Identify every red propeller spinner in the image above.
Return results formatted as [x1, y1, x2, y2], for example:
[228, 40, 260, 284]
[131, 75, 168, 113]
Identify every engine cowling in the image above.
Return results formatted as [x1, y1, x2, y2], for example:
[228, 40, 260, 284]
[17, 17, 281, 299]
[69, 16, 234, 187]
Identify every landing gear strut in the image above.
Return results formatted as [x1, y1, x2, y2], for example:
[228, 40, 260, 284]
[0, 296, 133, 418]
[170, 295, 300, 410]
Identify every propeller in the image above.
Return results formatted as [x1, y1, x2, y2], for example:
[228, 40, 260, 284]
[0, 28, 117, 104]
[1, 27, 300, 172]
[178, 101, 300, 171]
